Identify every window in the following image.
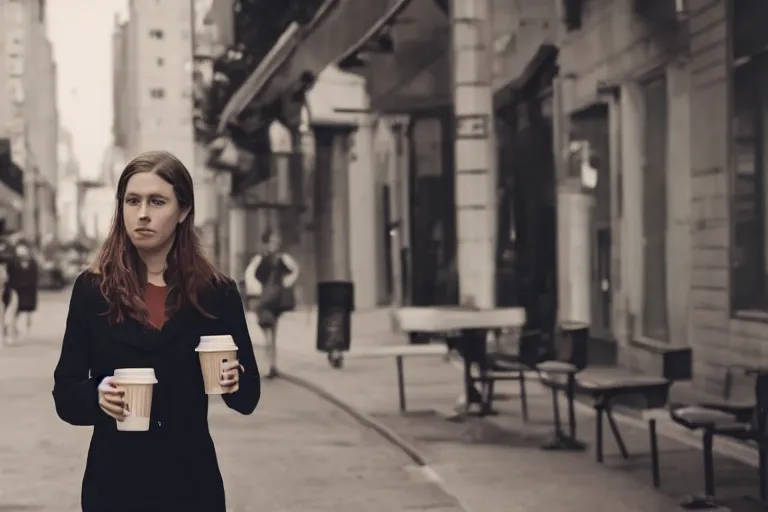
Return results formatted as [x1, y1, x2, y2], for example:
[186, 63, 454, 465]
[731, 0, 768, 312]
[149, 29, 164, 39]
[150, 88, 165, 99]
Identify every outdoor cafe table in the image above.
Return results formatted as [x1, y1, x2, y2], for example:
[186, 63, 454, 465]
[393, 306, 527, 417]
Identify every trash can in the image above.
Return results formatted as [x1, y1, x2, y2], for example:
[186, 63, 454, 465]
[316, 281, 354, 354]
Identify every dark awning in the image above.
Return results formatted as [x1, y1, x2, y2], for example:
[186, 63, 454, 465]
[216, 0, 414, 134]
[493, 44, 559, 108]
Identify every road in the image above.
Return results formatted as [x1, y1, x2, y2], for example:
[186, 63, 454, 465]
[0, 289, 465, 512]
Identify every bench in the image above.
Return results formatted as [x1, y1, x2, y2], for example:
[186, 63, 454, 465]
[658, 365, 768, 509]
[346, 344, 447, 413]
[533, 322, 672, 483]
[537, 364, 671, 486]
[576, 373, 671, 488]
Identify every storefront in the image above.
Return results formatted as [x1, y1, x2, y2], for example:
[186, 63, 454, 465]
[494, 47, 558, 333]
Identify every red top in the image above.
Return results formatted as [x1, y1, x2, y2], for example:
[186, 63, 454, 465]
[145, 282, 167, 330]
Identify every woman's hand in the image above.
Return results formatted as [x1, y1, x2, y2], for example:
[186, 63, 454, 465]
[221, 360, 245, 394]
[98, 376, 125, 421]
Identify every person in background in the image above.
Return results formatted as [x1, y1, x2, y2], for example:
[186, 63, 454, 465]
[4, 239, 38, 344]
[244, 228, 300, 379]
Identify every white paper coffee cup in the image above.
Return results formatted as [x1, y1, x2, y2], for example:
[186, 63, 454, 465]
[195, 335, 238, 395]
[112, 368, 158, 432]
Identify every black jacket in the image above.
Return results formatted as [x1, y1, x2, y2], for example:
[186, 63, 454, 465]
[52, 272, 261, 512]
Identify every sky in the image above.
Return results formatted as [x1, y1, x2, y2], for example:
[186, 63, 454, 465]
[46, 0, 128, 181]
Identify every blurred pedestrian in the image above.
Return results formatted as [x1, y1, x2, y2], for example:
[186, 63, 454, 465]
[52, 150, 260, 512]
[3, 239, 38, 344]
[244, 228, 300, 379]
[0, 246, 10, 346]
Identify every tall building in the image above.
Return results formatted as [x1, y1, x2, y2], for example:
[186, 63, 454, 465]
[0, 0, 58, 245]
[55, 127, 80, 243]
[112, 15, 130, 150]
[122, 0, 196, 188]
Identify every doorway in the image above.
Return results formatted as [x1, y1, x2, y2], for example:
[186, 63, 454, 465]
[571, 104, 613, 343]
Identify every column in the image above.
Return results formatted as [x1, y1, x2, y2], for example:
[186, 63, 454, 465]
[554, 76, 591, 325]
[347, 115, 377, 310]
[313, 123, 354, 282]
[450, 0, 497, 308]
[214, 173, 231, 273]
[227, 204, 246, 281]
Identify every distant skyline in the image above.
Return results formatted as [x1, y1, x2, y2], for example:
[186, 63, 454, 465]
[47, 0, 128, 181]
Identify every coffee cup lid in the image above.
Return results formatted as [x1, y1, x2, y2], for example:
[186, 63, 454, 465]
[196, 335, 238, 352]
[113, 368, 158, 384]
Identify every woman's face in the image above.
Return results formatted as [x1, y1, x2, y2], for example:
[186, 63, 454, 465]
[123, 171, 189, 253]
[267, 233, 281, 253]
[16, 244, 30, 259]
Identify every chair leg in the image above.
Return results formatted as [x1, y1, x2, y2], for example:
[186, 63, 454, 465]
[486, 379, 496, 410]
[395, 355, 406, 413]
[595, 406, 604, 463]
[678, 429, 721, 510]
[649, 419, 660, 489]
[703, 429, 716, 497]
[519, 371, 529, 423]
[566, 375, 578, 439]
[760, 444, 768, 502]
[551, 387, 562, 434]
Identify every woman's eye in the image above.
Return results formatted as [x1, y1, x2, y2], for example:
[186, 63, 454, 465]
[125, 198, 139, 205]
[151, 198, 165, 206]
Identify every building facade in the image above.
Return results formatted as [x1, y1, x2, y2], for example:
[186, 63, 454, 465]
[120, 0, 196, 192]
[55, 127, 80, 243]
[0, 0, 57, 243]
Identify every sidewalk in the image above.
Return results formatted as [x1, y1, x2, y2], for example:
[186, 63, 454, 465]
[0, 293, 469, 512]
[258, 309, 765, 512]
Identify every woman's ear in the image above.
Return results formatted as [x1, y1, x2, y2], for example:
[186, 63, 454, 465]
[179, 207, 191, 225]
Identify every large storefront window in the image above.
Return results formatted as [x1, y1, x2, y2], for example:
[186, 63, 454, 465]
[731, 0, 768, 312]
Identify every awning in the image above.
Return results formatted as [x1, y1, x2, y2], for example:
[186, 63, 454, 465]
[216, 21, 302, 133]
[493, 44, 559, 108]
[216, 0, 413, 134]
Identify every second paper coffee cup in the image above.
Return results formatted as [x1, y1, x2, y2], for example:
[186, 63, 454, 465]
[112, 368, 158, 432]
[195, 335, 238, 395]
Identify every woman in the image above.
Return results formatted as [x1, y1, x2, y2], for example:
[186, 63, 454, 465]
[52, 150, 261, 512]
[4, 239, 38, 343]
[244, 228, 299, 379]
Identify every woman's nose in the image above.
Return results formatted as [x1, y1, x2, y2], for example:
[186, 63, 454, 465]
[138, 203, 149, 220]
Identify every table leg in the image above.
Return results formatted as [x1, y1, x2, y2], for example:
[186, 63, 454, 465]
[396, 355, 406, 413]
[540, 376, 586, 451]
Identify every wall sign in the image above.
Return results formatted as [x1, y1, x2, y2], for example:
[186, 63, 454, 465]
[455, 114, 489, 139]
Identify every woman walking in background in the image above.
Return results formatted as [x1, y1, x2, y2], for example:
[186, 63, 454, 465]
[244, 228, 300, 379]
[4, 239, 38, 344]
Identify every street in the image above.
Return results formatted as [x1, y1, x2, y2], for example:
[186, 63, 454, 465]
[0, 290, 465, 512]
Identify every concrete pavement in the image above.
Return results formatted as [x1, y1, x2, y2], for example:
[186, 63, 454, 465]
[264, 308, 766, 512]
[0, 290, 466, 512]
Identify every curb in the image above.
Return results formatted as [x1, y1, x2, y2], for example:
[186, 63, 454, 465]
[279, 371, 474, 512]
[279, 371, 428, 466]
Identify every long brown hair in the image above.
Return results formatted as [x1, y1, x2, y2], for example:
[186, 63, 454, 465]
[91, 150, 225, 324]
